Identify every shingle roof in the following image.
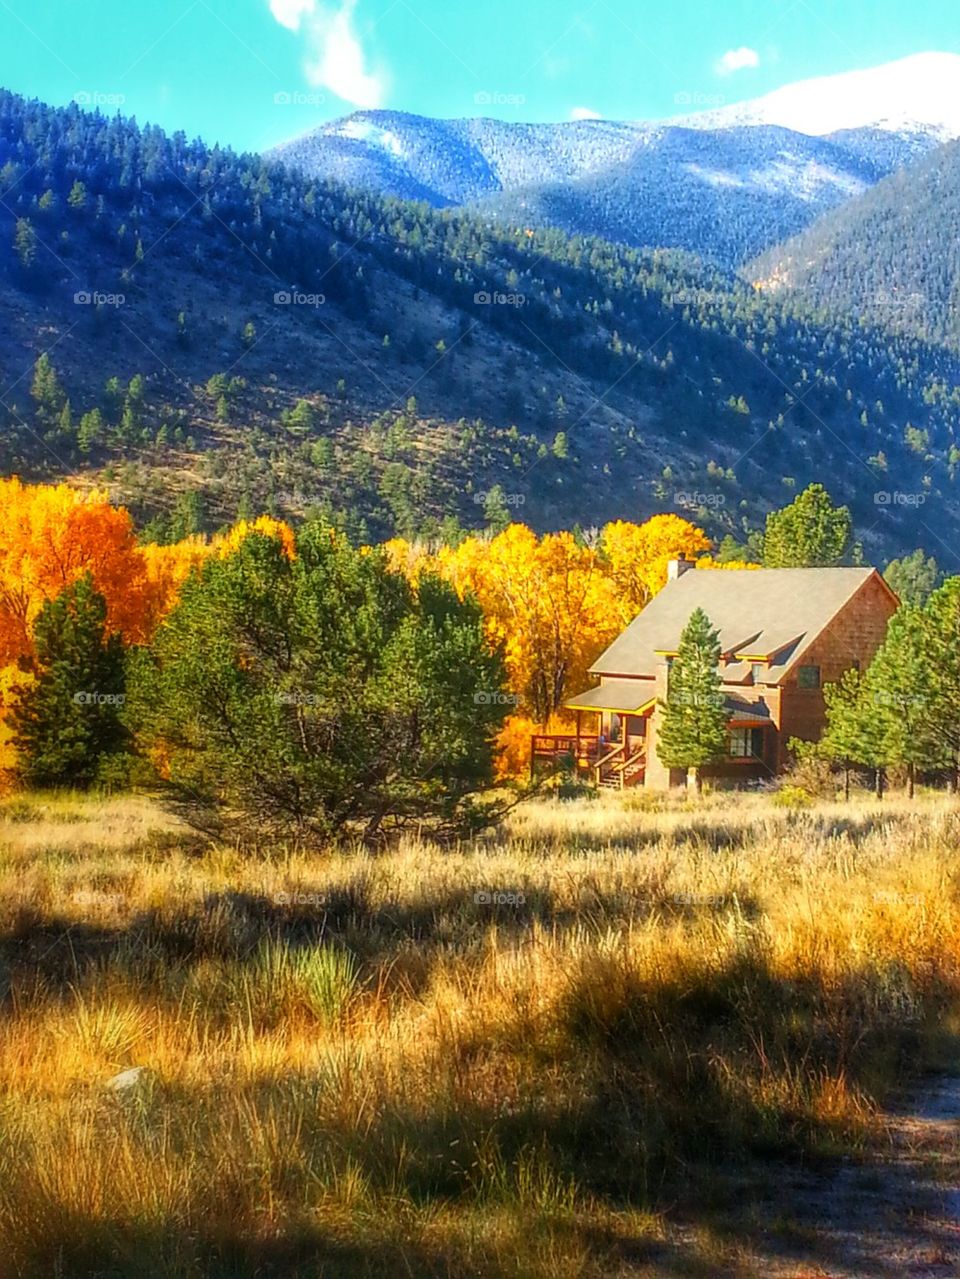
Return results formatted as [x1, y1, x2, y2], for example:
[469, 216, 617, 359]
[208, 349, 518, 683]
[565, 680, 657, 713]
[591, 567, 884, 686]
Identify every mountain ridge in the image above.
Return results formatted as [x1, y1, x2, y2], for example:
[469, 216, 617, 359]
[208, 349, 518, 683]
[267, 54, 960, 266]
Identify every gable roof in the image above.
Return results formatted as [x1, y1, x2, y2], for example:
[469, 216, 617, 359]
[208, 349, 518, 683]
[591, 567, 891, 686]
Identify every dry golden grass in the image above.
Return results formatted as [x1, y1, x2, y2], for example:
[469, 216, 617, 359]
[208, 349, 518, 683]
[0, 787, 958, 1276]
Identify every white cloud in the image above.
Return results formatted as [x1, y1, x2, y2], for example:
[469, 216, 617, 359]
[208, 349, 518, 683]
[268, 0, 387, 109]
[570, 106, 601, 120]
[715, 46, 760, 76]
[270, 0, 315, 31]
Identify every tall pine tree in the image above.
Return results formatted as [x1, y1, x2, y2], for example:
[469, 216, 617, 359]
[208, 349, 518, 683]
[656, 607, 727, 793]
[866, 603, 943, 797]
[12, 574, 127, 788]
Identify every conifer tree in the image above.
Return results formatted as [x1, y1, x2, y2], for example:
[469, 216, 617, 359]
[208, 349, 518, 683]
[12, 574, 127, 788]
[865, 604, 942, 797]
[763, 484, 853, 567]
[656, 607, 726, 793]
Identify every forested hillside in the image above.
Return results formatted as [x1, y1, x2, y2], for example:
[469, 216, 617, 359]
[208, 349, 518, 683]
[2, 89, 960, 560]
[270, 111, 915, 266]
[750, 138, 960, 351]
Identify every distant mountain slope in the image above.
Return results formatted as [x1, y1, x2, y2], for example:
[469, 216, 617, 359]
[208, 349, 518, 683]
[748, 138, 960, 350]
[482, 124, 893, 267]
[267, 54, 960, 266]
[3, 88, 960, 562]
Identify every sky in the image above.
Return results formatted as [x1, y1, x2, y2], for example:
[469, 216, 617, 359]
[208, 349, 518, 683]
[0, 0, 958, 152]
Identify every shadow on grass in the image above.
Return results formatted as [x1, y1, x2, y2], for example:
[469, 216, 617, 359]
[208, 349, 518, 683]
[0, 884, 764, 1007]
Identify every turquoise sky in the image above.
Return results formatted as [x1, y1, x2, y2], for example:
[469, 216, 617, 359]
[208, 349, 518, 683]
[1, 0, 957, 151]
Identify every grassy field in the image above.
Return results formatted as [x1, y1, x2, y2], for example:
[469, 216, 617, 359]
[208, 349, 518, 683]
[1, 788, 959, 1277]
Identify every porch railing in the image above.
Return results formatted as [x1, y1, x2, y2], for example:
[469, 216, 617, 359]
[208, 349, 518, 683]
[529, 734, 599, 777]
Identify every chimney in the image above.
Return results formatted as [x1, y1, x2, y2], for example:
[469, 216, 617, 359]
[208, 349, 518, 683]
[667, 553, 694, 582]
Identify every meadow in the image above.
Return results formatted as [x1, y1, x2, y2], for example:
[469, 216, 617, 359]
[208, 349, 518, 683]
[1, 788, 959, 1277]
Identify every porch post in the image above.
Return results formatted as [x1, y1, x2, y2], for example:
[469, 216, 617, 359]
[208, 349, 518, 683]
[575, 710, 582, 769]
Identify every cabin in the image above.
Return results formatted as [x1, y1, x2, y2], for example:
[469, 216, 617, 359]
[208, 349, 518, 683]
[531, 559, 899, 789]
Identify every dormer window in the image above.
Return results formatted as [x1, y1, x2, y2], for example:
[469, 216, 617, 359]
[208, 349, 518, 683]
[751, 662, 765, 683]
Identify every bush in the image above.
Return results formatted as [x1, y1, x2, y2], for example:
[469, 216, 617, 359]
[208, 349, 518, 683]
[126, 526, 510, 843]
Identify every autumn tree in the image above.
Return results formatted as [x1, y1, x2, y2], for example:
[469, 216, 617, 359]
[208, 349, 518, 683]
[656, 608, 726, 793]
[600, 515, 712, 623]
[439, 524, 619, 723]
[0, 478, 159, 666]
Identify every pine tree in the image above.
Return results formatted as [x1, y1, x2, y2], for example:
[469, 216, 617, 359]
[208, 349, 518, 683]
[921, 578, 960, 790]
[77, 408, 104, 454]
[883, 550, 941, 606]
[14, 217, 37, 268]
[30, 354, 64, 423]
[12, 575, 127, 788]
[763, 484, 853, 567]
[816, 668, 869, 799]
[656, 607, 727, 792]
[818, 667, 889, 799]
[865, 604, 943, 796]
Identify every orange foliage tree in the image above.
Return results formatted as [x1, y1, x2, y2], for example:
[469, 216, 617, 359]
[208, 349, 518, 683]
[437, 525, 620, 725]
[0, 480, 297, 782]
[0, 478, 159, 665]
[599, 515, 712, 624]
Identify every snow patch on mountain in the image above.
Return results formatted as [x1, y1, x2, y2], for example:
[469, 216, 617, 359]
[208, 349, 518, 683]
[672, 52, 960, 141]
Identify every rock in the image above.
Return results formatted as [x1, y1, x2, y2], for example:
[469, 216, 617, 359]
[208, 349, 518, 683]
[105, 1066, 146, 1091]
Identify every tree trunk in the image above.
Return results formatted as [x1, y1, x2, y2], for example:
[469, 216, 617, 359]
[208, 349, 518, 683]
[907, 761, 915, 800]
[875, 766, 884, 800]
[689, 766, 702, 795]
[843, 765, 850, 802]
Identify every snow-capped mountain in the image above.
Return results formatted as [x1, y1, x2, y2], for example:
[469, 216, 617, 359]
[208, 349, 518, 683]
[266, 53, 960, 266]
[671, 52, 960, 141]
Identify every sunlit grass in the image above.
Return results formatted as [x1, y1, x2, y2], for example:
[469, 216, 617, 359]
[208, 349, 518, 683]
[0, 788, 958, 1275]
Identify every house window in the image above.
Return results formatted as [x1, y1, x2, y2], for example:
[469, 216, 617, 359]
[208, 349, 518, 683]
[797, 665, 821, 689]
[751, 662, 765, 683]
[729, 727, 763, 758]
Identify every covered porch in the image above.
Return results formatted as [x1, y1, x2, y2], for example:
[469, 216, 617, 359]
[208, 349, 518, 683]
[529, 680, 656, 788]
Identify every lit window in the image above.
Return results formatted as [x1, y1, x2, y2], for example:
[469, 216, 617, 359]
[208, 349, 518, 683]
[797, 665, 821, 689]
